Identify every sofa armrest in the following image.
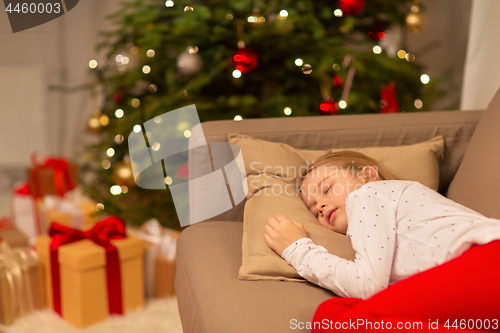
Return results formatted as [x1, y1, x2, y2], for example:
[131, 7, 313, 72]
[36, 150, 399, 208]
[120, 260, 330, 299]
[190, 110, 483, 223]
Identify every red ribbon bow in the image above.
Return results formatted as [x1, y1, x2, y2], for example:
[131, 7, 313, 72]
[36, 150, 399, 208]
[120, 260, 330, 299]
[31, 154, 76, 198]
[49, 217, 126, 316]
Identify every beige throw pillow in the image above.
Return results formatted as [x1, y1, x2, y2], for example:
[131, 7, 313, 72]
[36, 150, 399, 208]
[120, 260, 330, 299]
[230, 134, 445, 281]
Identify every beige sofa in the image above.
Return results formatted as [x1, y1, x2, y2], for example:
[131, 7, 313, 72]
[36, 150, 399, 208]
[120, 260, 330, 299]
[175, 87, 500, 333]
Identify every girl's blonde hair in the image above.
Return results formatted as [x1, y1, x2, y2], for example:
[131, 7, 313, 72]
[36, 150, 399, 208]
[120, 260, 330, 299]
[300, 150, 397, 184]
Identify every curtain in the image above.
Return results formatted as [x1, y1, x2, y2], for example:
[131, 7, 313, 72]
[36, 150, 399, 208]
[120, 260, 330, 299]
[0, 0, 121, 169]
[461, 0, 500, 110]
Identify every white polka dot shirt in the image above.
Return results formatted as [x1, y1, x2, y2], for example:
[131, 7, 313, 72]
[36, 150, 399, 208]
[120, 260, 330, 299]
[281, 180, 500, 299]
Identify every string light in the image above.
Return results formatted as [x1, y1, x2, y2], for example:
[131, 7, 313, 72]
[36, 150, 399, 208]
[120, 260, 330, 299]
[121, 186, 129, 194]
[165, 0, 174, 7]
[107, 148, 115, 157]
[334, 9, 343, 17]
[184, 6, 193, 11]
[187, 46, 199, 54]
[420, 74, 430, 84]
[232, 70, 242, 78]
[110, 185, 122, 195]
[96, 203, 105, 211]
[339, 100, 347, 109]
[302, 64, 312, 74]
[146, 49, 155, 57]
[184, 130, 192, 138]
[131, 98, 140, 107]
[154, 116, 162, 123]
[102, 160, 111, 169]
[332, 63, 341, 71]
[151, 142, 161, 151]
[142, 65, 151, 74]
[405, 53, 416, 62]
[295, 58, 303, 66]
[397, 50, 406, 59]
[284, 107, 292, 116]
[115, 109, 124, 118]
[414, 99, 423, 109]
[133, 125, 142, 133]
[115, 134, 124, 144]
[148, 84, 158, 93]
[99, 115, 109, 126]
[373, 46, 382, 54]
[279, 10, 288, 18]
[164, 176, 173, 185]
[234, 115, 243, 121]
[177, 122, 189, 131]
[89, 60, 98, 69]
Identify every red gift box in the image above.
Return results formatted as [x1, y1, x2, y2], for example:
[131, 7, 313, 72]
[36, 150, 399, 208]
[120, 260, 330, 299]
[27, 154, 78, 198]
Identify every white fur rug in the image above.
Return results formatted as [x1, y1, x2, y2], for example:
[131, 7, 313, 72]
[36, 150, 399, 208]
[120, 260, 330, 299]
[1, 297, 183, 333]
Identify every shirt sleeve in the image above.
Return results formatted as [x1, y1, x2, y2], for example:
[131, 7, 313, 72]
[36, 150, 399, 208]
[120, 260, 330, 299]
[281, 185, 398, 299]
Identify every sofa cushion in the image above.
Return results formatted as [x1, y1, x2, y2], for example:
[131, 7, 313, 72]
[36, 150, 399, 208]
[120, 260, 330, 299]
[447, 87, 500, 218]
[240, 175, 356, 281]
[231, 134, 445, 281]
[230, 133, 444, 191]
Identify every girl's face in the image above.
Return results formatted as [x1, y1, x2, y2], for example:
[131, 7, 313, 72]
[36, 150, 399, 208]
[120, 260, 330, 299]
[300, 165, 377, 234]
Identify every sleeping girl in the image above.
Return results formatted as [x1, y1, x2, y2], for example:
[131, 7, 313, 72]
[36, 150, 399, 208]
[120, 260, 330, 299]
[264, 151, 500, 331]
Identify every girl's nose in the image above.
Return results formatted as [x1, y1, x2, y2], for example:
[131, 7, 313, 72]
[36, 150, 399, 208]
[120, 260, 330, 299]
[317, 203, 326, 214]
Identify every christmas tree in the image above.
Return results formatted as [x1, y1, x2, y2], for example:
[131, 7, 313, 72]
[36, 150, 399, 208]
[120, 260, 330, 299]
[84, 0, 440, 229]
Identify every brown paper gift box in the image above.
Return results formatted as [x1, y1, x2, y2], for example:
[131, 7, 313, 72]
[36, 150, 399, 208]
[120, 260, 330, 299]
[35, 235, 144, 328]
[36, 198, 100, 232]
[0, 247, 45, 325]
[143, 237, 178, 298]
[139, 224, 180, 298]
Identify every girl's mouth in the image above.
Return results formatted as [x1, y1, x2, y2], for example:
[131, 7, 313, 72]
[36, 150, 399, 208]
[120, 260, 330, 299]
[328, 208, 338, 224]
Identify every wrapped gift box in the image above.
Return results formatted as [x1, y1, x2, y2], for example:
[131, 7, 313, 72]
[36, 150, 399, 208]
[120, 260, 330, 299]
[27, 156, 78, 198]
[136, 219, 180, 298]
[11, 184, 40, 243]
[0, 218, 29, 248]
[35, 223, 144, 328]
[36, 191, 100, 232]
[0, 246, 45, 325]
[0, 229, 29, 248]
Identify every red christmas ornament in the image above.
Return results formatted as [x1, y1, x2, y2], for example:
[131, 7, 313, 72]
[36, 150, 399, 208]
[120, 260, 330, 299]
[231, 48, 258, 73]
[379, 82, 400, 113]
[338, 0, 365, 16]
[368, 21, 388, 41]
[319, 99, 339, 115]
[113, 91, 123, 104]
[332, 75, 343, 88]
[177, 163, 189, 180]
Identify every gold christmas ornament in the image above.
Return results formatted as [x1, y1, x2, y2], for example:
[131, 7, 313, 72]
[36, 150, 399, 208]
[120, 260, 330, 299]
[405, 5, 426, 33]
[112, 161, 137, 187]
[87, 109, 105, 134]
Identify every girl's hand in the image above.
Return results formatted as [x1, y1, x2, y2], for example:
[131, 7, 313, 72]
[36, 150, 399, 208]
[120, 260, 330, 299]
[264, 214, 308, 256]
